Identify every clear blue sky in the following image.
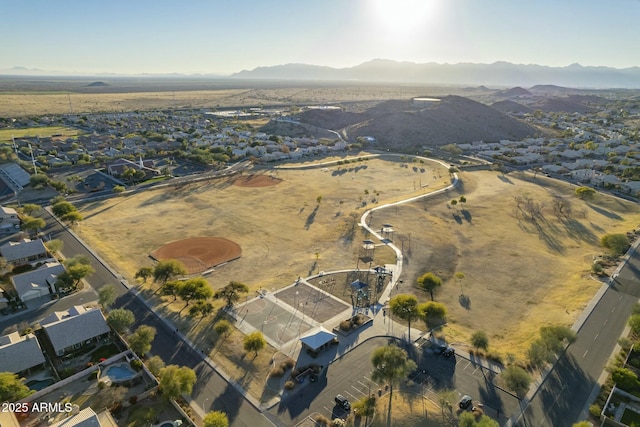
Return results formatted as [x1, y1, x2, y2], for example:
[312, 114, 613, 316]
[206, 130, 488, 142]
[2, 0, 639, 75]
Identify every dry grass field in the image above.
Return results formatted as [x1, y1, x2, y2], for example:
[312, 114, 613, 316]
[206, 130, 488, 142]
[373, 170, 640, 359]
[76, 158, 640, 363]
[76, 155, 450, 290]
[0, 85, 470, 117]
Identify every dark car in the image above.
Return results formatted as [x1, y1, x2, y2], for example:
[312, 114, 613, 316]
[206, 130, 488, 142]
[433, 344, 448, 355]
[443, 347, 455, 357]
[459, 395, 473, 410]
[335, 394, 351, 411]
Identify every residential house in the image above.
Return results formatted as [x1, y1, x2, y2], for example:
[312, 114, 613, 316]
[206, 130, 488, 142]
[107, 158, 157, 177]
[0, 206, 20, 234]
[41, 306, 110, 357]
[0, 238, 50, 267]
[51, 407, 118, 427]
[0, 331, 46, 376]
[11, 262, 65, 303]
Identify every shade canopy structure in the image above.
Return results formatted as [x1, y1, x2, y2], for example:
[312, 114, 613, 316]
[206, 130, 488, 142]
[299, 326, 337, 352]
[350, 280, 369, 290]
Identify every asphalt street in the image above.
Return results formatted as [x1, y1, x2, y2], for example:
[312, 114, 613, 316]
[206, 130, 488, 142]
[3, 208, 272, 427]
[522, 243, 640, 427]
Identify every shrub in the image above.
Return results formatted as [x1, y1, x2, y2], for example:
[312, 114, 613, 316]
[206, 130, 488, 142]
[339, 320, 352, 331]
[269, 367, 285, 378]
[284, 380, 295, 390]
[130, 359, 143, 371]
[589, 404, 602, 418]
[129, 395, 138, 405]
[313, 414, 330, 426]
[601, 233, 630, 255]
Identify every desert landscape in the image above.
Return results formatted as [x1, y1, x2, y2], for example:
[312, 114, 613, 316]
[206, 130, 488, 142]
[75, 155, 640, 360]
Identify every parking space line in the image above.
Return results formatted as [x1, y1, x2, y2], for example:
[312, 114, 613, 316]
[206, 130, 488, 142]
[363, 375, 381, 385]
[345, 390, 359, 400]
[357, 380, 373, 394]
[322, 405, 333, 415]
[351, 385, 365, 395]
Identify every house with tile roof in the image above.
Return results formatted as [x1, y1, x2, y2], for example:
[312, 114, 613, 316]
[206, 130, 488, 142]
[0, 331, 46, 376]
[41, 306, 110, 356]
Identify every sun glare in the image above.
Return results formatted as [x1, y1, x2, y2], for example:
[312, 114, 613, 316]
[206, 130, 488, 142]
[372, 0, 440, 37]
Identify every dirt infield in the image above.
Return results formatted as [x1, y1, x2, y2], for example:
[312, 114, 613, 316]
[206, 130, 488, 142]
[233, 174, 282, 187]
[150, 237, 242, 274]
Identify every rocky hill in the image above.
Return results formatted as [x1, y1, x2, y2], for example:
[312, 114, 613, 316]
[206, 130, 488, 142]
[282, 96, 537, 151]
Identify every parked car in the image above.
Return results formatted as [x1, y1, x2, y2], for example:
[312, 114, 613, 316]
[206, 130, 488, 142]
[433, 344, 448, 355]
[459, 395, 473, 410]
[443, 347, 455, 357]
[335, 394, 351, 411]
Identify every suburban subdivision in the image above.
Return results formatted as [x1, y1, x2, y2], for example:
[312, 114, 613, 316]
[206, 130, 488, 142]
[1, 78, 640, 427]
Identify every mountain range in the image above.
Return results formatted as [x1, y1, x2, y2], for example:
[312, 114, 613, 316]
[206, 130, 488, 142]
[232, 59, 640, 89]
[3, 60, 640, 89]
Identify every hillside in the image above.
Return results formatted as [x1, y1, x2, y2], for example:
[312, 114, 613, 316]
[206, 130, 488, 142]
[279, 96, 537, 151]
[491, 99, 534, 114]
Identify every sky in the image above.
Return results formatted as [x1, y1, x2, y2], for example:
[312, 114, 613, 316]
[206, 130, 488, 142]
[2, 0, 640, 75]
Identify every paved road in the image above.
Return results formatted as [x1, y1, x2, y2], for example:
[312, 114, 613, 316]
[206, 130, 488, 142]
[113, 291, 272, 427]
[8, 209, 272, 427]
[521, 243, 640, 426]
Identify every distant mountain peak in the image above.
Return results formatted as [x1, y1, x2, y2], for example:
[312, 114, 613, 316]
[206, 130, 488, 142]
[230, 59, 640, 88]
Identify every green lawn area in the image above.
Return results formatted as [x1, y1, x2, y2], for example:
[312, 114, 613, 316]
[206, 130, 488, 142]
[90, 343, 121, 362]
[621, 408, 640, 426]
[0, 126, 82, 142]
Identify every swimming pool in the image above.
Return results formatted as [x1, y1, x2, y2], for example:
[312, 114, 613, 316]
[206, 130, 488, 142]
[102, 363, 138, 382]
[26, 378, 55, 391]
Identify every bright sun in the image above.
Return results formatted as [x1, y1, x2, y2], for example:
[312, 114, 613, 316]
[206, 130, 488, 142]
[372, 0, 440, 36]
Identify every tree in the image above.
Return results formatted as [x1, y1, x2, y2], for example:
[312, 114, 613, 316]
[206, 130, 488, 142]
[417, 272, 442, 301]
[52, 201, 76, 217]
[135, 266, 154, 283]
[0, 372, 34, 402]
[204, 411, 229, 427]
[243, 331, 266, 358]
[417, 301, 447, 330]
[214, 281, 249, 307]
[575, 186, 596, 200]
[573, 422, 593, 427]
[153, 260, 186, 287]
[45, 239, 63, 254]
[471, 331, 489, 351]
[162, 280, 181, 301]
[22, 216, 45, 236]
[128, 325, 157, 356]
[214, 319, 232, 338]
[145, 355, 165, 377]
[189, 301, 214, 319]
[107, 308, 135, 334]
[21, 203, 41, 216]
[455, 271, 466, 295]
[459, 412, 499, 427]
[61, 211, 83, 225]
[158, 365, 197, 399]
[112, 185, 125, 194]
[177, 277, 212, 308]
[601, 233, 630, 256]
[630, 314, 640, 335]
[612, 367, 639, 390]
[501, 365, 531, 396]
[389, 294, 419, 342]
[450, 199, 458, 207]
[98, 284, 117, 309]
[370, 345, 417, 418]
[61, 263, 95, 288]
[96, 385, 127, 410]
